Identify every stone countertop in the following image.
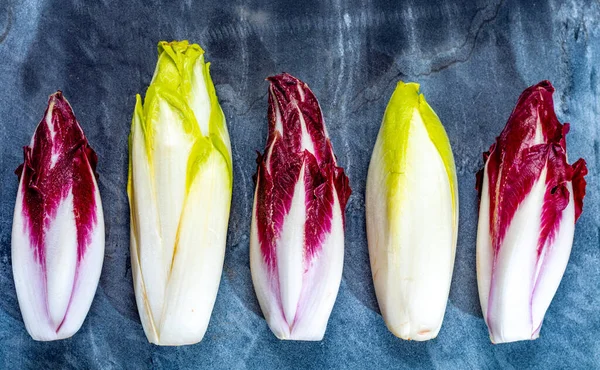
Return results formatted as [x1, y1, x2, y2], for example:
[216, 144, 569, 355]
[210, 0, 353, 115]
[0, 0, 598, 368]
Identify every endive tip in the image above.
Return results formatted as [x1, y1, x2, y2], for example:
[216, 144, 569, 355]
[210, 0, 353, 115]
[266, 72, 299, 93]
[38, 92, 88, 148]
[385, 79, 458, 203]
[266, 73, 312, 98]
[49, 90, 64, 101]
[388, 81, 430, 111]
[47, 91, 73, 114]
[266, 72, 298, 83]
[392, 81, 438, 110]
[395, 80, 420, 92]
[157, 40, 205, 55]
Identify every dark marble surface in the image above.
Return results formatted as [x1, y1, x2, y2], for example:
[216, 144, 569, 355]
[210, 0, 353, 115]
[0, 0, 598, 368]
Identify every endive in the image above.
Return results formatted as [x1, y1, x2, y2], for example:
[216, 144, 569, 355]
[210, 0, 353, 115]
[476, 81, 587, 344]
[12, 92, 104, 341]
[250, 73, 351, 341]
[128, 41, 232, 346]
[366, 81, 458, 341]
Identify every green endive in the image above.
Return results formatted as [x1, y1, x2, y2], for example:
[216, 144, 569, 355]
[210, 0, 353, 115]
[128, 41, 232, 346]
[366, 81, 458, 341]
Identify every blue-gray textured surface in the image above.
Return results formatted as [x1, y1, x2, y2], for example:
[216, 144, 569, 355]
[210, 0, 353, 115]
[0, 0, 599, 368]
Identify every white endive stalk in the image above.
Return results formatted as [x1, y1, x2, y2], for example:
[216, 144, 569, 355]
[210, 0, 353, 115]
[12, 92, 104, 341]
[366, 81, 458, 341]
[250, 73, 351, 341]
[476, 81, 587, 344]
[128, 41, 232, 346]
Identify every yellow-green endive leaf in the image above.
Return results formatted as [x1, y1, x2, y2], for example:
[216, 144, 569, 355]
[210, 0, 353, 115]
[127, 40, 232, 346]
[366, 81, 458, 341]
[379, 81, 457, 222]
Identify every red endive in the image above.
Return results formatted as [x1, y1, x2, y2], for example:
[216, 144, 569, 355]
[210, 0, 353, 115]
[12, 92, 104, 341]
[250, 73, 351, 340]
[476, 81, 587, 343]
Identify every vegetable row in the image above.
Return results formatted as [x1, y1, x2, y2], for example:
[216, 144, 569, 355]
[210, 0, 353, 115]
[11, 41, 588, 345]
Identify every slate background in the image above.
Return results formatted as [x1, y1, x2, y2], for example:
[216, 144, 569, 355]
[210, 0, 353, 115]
[0, 0, 599, 368]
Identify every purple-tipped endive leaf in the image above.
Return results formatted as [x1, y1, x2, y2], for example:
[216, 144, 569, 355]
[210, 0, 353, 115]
[250, 73, 351, 341]
[12, 92, 104, 341]
[476, 81, 588, 344]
